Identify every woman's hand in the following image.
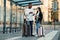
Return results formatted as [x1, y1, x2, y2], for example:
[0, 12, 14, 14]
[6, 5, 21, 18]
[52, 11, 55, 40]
[38, 17, 40, 18]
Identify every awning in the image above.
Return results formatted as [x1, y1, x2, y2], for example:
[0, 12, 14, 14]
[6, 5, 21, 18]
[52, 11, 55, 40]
[12, 0, 43, 6]
[18, 1, 42, 7]
[13, 0, 40, 2]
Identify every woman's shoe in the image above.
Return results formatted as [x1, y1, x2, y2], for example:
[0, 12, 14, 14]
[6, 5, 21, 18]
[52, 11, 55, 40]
[35, 35, 38, 37]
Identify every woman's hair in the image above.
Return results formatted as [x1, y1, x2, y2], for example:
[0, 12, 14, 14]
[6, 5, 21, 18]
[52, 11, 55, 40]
[37, 7, 41, 12]
[36, 7, 42, 14]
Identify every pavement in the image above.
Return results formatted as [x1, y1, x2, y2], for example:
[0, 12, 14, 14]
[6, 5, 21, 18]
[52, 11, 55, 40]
[58, 32, 60, 40]
[0, 25, 60, 40]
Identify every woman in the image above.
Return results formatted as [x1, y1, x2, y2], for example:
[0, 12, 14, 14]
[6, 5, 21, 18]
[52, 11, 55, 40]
[35, 7, 43, 36]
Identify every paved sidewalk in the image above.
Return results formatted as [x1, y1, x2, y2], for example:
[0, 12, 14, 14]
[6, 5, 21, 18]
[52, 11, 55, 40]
[0, 30, 59, 40]
[0, 25, 60, 40]
[0, 30, 54, 40]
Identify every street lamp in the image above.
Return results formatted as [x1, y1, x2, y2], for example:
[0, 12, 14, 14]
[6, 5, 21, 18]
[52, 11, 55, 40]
[52, 0, 58, 30]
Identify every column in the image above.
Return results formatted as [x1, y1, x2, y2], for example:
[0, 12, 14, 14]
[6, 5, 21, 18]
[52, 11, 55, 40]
[43, 0, 48, 22]
[58, 0, 60, 22]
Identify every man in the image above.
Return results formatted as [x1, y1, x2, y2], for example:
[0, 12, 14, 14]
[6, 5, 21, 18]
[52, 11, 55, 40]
[24, 3, 34, 36]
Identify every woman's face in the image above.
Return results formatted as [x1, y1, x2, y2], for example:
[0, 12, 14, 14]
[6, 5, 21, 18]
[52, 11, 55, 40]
[37, 8, 39, 11]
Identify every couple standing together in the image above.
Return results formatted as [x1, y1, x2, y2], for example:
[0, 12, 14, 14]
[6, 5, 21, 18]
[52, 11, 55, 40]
[24, 3, 43, 36]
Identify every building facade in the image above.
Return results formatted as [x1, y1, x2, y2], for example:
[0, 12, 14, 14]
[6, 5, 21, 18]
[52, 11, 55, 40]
[0, 0, 60, 24]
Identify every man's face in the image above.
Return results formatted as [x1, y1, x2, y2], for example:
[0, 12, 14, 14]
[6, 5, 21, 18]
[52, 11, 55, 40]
[28, 4, 32, 9]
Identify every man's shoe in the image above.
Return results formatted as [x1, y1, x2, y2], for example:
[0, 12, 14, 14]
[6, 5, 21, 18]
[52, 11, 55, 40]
[31, 35, 35, 37]
[25, 35, 28, 37]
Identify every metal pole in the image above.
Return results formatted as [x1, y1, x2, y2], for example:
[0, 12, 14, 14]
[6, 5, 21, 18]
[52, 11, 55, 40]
[10, 0, 12, 33]
[15, 2, 17, 32]
[53, 0, 58, 30]
[0, 0, 1, 18]
[3, 0, 6, 34]
[54, 20, 55, 30]
[19, 6, 21, 31]
[22, 6, 25, 36]
[53, 12, 55, 30]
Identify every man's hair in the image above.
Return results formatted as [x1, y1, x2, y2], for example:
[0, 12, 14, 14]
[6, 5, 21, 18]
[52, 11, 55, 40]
[29, 3, 32, 5]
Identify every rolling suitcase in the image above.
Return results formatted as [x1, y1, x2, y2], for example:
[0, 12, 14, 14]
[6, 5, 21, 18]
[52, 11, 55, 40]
[22, 21, 31, 37]
[38, 26, 44, 37]
[22, 22, 26, 36]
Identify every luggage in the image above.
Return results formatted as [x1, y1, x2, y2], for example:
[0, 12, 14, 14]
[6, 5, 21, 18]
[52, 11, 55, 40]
[38, 26, 44, 37]
[22, 23, 26, 36]
[22, 21, 31, 37]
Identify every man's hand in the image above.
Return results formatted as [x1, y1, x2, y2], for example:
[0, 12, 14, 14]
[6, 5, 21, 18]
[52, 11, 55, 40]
[29, 12, 33, 14]
[33, 14, 35, 16]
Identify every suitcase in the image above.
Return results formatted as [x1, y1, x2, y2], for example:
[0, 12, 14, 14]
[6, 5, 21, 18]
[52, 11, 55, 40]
[38, 26, 44, 37]
[22, 22, 31, 37]
[22, 23, 26, 36]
